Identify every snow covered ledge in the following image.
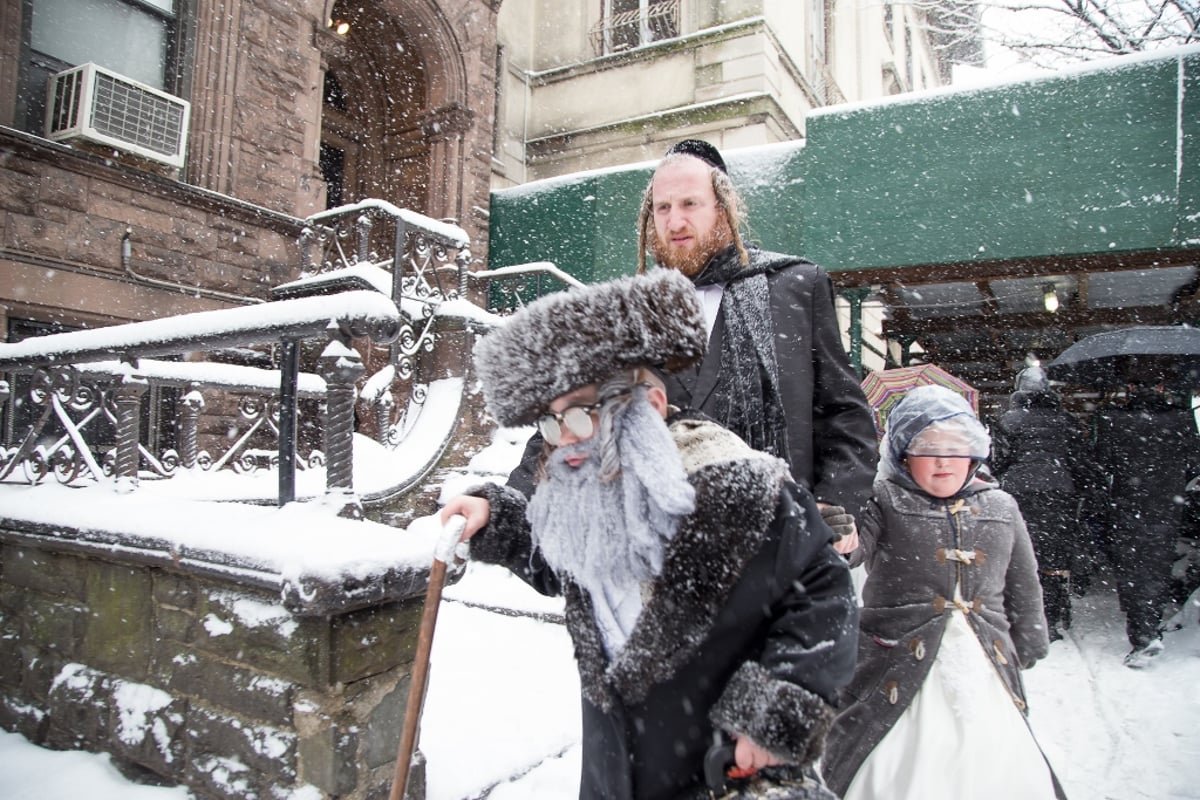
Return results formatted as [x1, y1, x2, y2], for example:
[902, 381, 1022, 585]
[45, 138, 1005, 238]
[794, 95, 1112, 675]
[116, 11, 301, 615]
[0, 484, 452, 799]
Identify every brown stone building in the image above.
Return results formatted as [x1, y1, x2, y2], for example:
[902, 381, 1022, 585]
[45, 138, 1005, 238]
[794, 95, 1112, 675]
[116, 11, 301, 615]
[0, 0, 501, 342]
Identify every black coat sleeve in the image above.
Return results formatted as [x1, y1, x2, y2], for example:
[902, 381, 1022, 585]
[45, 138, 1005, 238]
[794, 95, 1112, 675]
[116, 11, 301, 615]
[769, 261, 878, 520]
[504, 430, 542, 499]
[709, 482, 860, 765]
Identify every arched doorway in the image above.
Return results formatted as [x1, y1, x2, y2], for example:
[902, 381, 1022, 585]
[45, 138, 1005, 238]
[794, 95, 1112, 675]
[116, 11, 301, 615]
[320, 1, 429, 213]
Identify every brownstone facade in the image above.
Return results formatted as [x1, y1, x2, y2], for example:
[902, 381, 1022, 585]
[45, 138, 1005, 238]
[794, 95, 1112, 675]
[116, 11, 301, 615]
[0, 0, 500, 335]
[0, 3, 503, 795]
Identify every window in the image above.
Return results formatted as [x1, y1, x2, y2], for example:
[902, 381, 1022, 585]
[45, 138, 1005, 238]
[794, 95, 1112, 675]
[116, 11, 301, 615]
[808, 0, 827, 72]
[17, 0, 181, 135]
[591, 0, 679, 56]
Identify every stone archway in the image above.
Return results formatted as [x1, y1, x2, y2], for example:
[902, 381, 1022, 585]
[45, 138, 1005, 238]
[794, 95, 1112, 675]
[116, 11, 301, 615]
[317, 0, 475, 225]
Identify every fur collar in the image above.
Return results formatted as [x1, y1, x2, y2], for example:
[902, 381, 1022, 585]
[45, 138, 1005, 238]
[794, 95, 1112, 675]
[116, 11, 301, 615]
[569, 417, 790, 710]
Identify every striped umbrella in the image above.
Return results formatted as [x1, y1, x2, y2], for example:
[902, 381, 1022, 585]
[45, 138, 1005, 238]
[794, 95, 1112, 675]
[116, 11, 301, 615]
[860, 364, 979, 439]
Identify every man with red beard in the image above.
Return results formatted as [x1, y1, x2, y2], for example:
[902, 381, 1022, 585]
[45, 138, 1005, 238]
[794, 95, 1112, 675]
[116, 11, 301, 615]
[506, 141, 877, 542]
[442, 269, 857, 800]
[636, 140, 877, 532]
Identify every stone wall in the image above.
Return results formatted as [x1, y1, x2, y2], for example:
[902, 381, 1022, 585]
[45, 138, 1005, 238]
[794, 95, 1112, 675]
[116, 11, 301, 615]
[0, 528, 430, 800]
[0, 128, 304, 338]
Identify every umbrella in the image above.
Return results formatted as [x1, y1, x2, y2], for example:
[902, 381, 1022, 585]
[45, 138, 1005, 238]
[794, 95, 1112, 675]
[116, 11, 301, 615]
[860, 364, 978, 438]
[1045, 325, 1200, 388]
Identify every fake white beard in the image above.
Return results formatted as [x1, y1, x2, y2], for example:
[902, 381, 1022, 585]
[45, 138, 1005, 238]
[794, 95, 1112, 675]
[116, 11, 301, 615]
[526, 394, 696, 599]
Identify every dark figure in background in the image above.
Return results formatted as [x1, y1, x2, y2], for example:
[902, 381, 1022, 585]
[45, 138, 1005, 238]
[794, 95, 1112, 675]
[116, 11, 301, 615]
[991, 366, 1102, 640]
[1092, 382, 1200, 667]
[1172, 476, 1200, 610]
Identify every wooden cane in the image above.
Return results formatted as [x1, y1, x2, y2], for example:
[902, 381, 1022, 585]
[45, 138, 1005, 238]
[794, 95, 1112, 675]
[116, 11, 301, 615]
[389, 515, 464, 800]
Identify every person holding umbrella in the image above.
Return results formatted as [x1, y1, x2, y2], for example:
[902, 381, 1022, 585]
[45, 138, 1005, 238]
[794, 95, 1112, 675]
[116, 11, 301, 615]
[1091, 380, 1200, 667]
[441, 268, 858, 799]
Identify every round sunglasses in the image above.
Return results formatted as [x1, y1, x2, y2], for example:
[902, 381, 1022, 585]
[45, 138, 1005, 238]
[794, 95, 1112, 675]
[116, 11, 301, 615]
[536, 386, 636, 445]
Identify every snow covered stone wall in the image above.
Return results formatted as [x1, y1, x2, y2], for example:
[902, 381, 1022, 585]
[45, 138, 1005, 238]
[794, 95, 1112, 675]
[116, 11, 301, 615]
[0, 518, 441, 800]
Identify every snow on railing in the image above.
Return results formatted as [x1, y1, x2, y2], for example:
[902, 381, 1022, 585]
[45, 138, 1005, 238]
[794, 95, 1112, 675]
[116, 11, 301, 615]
[0, 290, 400, 517]
[0, 200, 581, 522]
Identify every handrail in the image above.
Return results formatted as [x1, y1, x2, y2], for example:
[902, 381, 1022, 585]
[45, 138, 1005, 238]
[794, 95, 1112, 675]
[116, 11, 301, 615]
[0, 290, 401, 370]
[470, 260, 583, 315]
[470, 261, 584, 288]
[0, 290, 401, 517]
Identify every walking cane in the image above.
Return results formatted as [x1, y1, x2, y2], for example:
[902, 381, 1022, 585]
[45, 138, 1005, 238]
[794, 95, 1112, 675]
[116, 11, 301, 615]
[389, 514, 466, 800]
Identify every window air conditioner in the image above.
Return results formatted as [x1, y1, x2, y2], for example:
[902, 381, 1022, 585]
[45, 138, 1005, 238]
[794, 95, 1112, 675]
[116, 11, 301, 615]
[45, 63, 191, 169]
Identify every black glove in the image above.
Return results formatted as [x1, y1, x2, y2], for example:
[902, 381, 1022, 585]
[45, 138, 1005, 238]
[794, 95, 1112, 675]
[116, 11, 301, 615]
[819, 504, 856, 542]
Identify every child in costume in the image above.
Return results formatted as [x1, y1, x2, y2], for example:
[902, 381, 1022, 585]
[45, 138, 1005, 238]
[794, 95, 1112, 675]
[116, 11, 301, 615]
[823, 385, 1065, 800]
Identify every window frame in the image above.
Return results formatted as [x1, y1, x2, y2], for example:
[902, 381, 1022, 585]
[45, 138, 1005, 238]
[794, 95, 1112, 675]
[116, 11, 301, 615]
[14, 0, 186, 137]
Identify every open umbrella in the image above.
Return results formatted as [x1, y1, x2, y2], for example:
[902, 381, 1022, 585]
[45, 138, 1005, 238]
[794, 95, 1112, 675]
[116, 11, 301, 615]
[860, 364, 978, 439]
[1045, 325, 1200, 388]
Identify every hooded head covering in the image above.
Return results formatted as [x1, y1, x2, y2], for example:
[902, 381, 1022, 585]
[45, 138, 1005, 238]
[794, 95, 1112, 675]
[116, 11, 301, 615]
[1014, 365, 1050, 393]
[879, 384, 991, 492]
[472, 269, 707, 427]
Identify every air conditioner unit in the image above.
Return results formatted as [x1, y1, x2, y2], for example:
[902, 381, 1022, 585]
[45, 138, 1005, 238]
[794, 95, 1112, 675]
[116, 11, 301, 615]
[45, 63, 190, 169]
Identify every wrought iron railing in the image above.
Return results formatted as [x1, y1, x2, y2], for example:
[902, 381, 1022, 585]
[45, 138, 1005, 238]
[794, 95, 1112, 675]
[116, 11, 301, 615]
[589, 0, 680, 56]
[0, 201, 582, 516]
[0, 291, 399, 517]
[284, 199, 472, 381]
[0, 358, 328, 485]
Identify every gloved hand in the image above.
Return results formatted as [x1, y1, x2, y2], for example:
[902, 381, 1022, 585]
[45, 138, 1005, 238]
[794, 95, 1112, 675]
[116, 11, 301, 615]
[819, 504, 856, 542]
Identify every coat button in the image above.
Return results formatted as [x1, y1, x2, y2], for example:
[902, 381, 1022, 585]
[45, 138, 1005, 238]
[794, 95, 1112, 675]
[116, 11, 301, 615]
[911, 639, 926, 660]
[885, 680, 899, 704]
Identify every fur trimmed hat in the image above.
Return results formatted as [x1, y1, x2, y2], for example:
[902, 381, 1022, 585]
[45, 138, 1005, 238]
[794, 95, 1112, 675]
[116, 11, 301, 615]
[473, 269, 707, 428]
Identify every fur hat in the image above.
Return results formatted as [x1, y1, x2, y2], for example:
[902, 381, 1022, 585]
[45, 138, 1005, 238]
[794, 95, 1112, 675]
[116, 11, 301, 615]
[473, 269, 707, 427]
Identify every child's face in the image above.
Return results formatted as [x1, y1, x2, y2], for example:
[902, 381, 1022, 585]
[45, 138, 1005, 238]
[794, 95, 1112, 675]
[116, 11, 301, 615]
[904, 429, 974, 498]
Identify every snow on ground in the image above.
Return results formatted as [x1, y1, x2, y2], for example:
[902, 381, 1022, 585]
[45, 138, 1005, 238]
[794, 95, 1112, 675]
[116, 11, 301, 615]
[1024, 580, 1200, 800]
[1, 562, 1197, 799]
[2, 423, 1198, 798]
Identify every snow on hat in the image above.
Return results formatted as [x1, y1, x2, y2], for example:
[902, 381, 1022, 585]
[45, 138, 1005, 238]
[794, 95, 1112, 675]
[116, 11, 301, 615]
[664, 139, 728, 174]
[472, 269, 707, 428]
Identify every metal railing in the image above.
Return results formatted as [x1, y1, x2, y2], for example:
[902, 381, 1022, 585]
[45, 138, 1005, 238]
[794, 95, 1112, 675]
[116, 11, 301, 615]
[0, 202, 582, 516]
[470, 261, 584, 314]
[589, 0, 680, 56]
[0, 291, 399, 517]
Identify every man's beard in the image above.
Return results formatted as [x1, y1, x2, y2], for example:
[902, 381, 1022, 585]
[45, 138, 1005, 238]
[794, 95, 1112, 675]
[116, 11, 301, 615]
[526, 393, 696, 599]
[650, 221, 732, 277]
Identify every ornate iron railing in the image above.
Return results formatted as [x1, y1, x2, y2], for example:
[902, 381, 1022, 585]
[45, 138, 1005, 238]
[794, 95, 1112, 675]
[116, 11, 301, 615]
[589, 0, 680, 56]
[285, 200, 472, 380]
[0, 359, 327, 485]
[0, 201, 582, 516]
[0, 291, 399, 517]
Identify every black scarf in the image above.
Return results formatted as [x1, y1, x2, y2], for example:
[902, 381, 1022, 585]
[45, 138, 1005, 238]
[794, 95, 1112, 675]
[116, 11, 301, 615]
[691, 245, 789, 461]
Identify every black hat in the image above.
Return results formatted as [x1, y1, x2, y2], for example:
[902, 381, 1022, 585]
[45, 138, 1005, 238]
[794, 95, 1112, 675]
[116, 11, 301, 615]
[664, 139, 728, 174]
[472, 270, 707, 428]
